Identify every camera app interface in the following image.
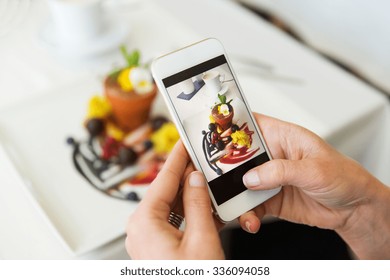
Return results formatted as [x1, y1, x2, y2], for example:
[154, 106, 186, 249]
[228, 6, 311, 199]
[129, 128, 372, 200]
[163, 55, 270, 205]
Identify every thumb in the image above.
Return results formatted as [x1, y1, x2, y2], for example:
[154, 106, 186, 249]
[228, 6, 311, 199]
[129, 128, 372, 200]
[243, 159, 311, 190]
[183, 171, 217, 235]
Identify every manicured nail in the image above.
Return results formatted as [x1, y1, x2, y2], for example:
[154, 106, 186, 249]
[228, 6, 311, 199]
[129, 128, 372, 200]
[189, 172, 205, 188]
[245, 221, 259, 234]
[243, 171, 260, 187]
[245, 221, 254, 234]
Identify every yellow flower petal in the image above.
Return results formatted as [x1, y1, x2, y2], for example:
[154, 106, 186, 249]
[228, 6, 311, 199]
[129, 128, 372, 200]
[151, 123, 180, 154]
[87, 95, 111, 119]
[231, 130, 251, 148]
[117, 67, 134, 91]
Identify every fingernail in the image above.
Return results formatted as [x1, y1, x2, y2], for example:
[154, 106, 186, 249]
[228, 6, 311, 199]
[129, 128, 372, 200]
[245, 221, 254, 234]
[243, 171, 260, 187]
[189, 172, 205, 187]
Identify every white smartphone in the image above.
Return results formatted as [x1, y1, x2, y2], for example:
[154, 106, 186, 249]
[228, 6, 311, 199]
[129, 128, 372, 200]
[152, 38, 281, 222]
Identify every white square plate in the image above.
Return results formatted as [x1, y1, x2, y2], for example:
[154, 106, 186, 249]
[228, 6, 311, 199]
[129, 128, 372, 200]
[0, 77, 144, 255]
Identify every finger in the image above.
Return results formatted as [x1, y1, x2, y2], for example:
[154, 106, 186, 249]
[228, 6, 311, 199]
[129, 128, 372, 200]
[253, 113, 294, 133]
[181, 162, 196, 187]
[243, 158, 314, 190]
[252, 113, 319, 161]
[168, 161, 196, 218]
[238, 208, 264, 234]
[213, 216, 226, 232]
[180, 166, 225, 232]
[142, 140, 190, 209]
[252, 113, 287, 159]
[182, 171, 217, 237]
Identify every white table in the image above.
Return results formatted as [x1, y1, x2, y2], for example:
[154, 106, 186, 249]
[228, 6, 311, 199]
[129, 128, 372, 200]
[0, 0, 388, 259]
[160, 0, 390, 183]
[237, 0, 390, 95]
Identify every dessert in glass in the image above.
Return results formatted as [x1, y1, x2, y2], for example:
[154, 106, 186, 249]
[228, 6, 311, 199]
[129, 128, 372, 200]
[104, 48, 157, 132]
[211, 103, 234, 131]
[211, 94, 234, 131]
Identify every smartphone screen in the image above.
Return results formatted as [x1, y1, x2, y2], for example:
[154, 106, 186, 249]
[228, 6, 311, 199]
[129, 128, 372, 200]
[162, 55, 270, 206]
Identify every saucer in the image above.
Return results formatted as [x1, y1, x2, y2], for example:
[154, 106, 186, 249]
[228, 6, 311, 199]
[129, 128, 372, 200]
[38, 18, 130, 58]
[218, 84, 229, 95]
[177, 80, 205, 100]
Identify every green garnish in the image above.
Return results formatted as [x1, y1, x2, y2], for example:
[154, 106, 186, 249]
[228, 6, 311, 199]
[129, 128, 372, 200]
[218, 93, 226, 104]
[218, 93, 232, 105]
[120, 45, 140, 67]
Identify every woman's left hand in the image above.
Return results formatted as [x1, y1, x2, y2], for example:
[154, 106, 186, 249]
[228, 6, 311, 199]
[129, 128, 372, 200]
[125, 141, 225, 259]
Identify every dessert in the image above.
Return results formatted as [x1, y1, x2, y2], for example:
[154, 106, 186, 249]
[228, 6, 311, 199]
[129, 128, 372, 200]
[67, 48, 179, 201]
[104, 47, 157, 132]
[210, 94, 234, 131]
[202, 95, 259, 175]
[68, 102, 179, 201]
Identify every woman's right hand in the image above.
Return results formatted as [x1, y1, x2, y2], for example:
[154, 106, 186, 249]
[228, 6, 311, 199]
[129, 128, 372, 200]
[239, 114, 390, 259]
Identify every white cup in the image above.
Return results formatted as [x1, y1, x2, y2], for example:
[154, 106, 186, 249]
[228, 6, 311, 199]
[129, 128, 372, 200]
[47, 0, 104, 48]
[203, 70, 225, 96]
[180, 79, 195, 95]
[192, 74, 203, 83]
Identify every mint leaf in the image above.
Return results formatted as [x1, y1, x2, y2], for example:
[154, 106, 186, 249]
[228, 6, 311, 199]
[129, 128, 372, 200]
[127, 50, 140, 67]
[120, 45, 140, 67]
[218, 94, 226, 104]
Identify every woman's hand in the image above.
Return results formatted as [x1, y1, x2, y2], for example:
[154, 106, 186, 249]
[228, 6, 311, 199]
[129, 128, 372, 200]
[126, 113, 390, 259]
[125, 141, 224, 259]
[239, 114, 390, 259]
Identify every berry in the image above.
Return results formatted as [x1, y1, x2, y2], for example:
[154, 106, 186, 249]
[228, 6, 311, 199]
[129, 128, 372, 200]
[151, 116, 168, 131]
[143, 140, 153, 150]
[118, 147, 138, 165]
[126, 191, 140, 201]
[102, 137, 120, 160]
[216, 140, 225, 150]
[86, 118, 104, 137]
[231, 124, 239, 132]
[66, 137, 75, 145]
[208, 123, 216, 132]
[211, 132, 219, 144]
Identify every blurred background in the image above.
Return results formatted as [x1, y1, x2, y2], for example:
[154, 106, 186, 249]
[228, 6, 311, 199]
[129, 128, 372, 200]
[0, 0, 389, 260]
[238, 0, 390, 96]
